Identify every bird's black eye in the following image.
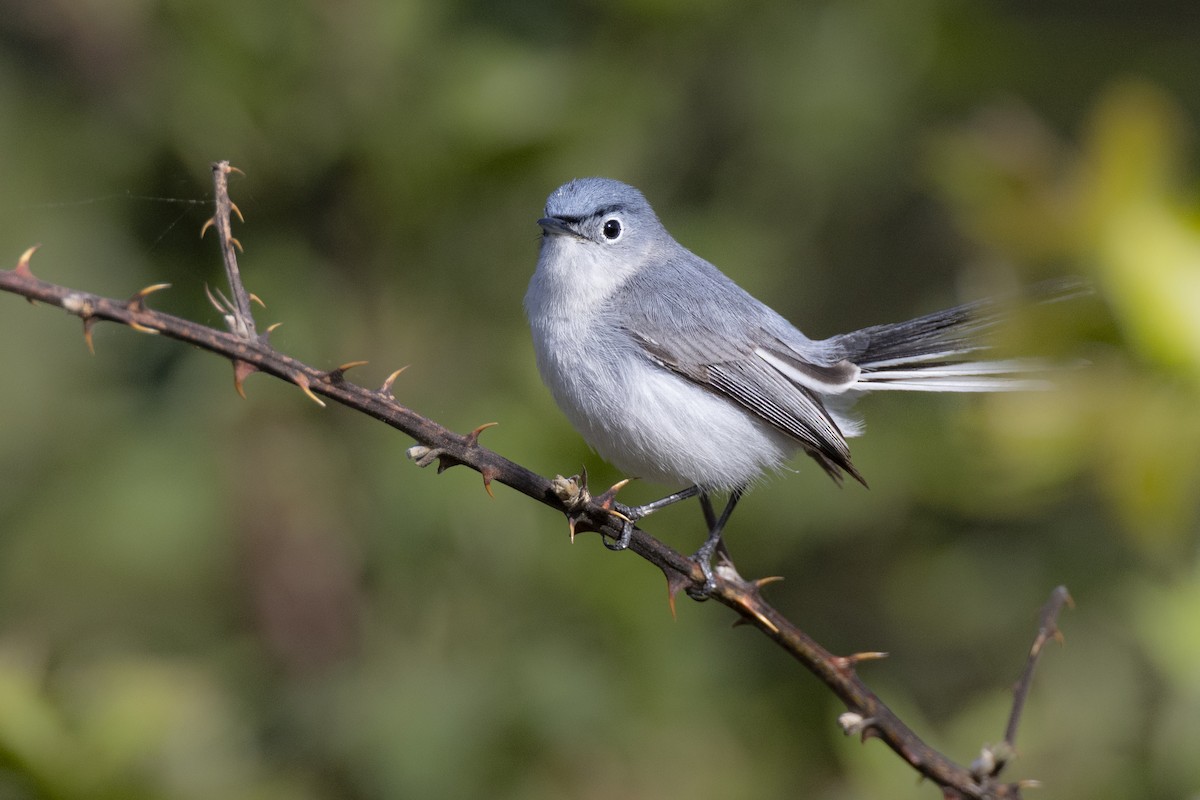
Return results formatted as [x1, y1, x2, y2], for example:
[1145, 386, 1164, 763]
[602, 218, 622, 240]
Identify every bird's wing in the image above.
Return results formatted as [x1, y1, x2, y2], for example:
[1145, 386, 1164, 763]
[615, 261, 865, 484]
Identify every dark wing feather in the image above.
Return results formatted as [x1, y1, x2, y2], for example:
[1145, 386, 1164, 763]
[705, 360, 863, 485]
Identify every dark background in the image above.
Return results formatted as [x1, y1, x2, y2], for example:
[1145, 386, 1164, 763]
[1, 2, 1197, 798]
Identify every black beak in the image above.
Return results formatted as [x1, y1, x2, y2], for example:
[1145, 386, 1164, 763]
[537, 216, 577, 237]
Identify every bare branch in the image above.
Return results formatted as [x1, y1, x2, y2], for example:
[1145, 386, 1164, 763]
[1007, 585, 1072, 746]
[201, 160, 256, 338]
[967, 586, 1071, 790]
[0, 169, 1072, 800]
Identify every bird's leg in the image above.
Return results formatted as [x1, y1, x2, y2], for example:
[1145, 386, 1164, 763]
[699, 494, 735, 564]
[699, 492, 717, 531]
[689, 488, 744, 597]
[603, 484, 701, 551]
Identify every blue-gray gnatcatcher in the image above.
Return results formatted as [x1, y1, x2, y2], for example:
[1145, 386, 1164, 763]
[525, 177, 1067, 592]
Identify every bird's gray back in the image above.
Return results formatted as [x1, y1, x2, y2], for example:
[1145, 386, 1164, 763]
[604, 247, 847, 368]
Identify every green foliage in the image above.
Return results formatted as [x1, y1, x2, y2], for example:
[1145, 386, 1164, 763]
[0, 2, 1197, 797]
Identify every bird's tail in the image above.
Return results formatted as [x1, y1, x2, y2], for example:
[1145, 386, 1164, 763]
[837, 278, 1088, 393]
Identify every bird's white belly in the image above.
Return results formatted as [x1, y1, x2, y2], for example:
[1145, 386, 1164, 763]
[533, 318, 796, 491]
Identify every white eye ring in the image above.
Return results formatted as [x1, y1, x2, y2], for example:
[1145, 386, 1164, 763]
[601, 218, 623, 241]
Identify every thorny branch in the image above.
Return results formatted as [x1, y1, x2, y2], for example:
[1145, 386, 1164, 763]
[1006, 586, 1073, 748]
[0, 162, 1071, 800]
[200, 161, 257, 339]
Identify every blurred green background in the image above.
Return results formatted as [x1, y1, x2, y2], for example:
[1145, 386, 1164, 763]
[1, 1, 1198, 798]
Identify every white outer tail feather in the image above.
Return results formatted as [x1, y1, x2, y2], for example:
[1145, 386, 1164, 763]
[855, 358, 1056, 392]
[758, 347, 1058, 396]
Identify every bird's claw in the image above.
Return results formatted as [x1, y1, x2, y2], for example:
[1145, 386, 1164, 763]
[604, 513, 636, 551]
[593, 478, 632, 510]
[684, 533, 724, 599]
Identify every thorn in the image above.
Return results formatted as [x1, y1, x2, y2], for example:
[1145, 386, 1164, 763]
[82, 317, 97, 354]
[607, 507, 632, 523]
[263, 322, 283, 343]
[590, 476, 634, 545]
[466, 421, 498, 446]
[230, 201, 245, 223]
[225, 164, 246, 177]
[328, 360, 369, 383]
[203, 283, 224, 314]
[753, 575, 785, 589]
[14, 244, 40, 277]
[294, 373, 326, 407]
[604, 478, 631, 498]
[249, 293, 265, 308]
[743, 606, 779, 634]
[480, 466, 499, 498]
[380, 366, 409, 396]
[664, 566, 692, 618]
[123, 280, 167, 333]
[1030, 627, 1064, 659]
[200, 218, 215, 238]
[128, 283, 171, 311]
[594, 478, 632, 511]
[230, 237, 243, 253]
[567, 515, 579, 543]
[834, 651, 889, 670]
[232, 359, 257, 398]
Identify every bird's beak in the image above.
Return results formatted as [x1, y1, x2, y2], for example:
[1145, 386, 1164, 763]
[538, 216, 576, 237]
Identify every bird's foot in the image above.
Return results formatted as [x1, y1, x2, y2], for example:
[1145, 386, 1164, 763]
[685, 537, 720, 600]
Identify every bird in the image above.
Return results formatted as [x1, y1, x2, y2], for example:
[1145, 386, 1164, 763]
[525, 177, 1073, 593]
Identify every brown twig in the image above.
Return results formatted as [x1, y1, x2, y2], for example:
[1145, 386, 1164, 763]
[200, 160, 256, 339]
[1006, 585, 1072, 747]
[0, 169, 1071, 800]
[966, 585, 1073, 789]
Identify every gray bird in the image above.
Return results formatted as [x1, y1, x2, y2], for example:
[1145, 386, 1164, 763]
[526, 177, 1066, 593]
